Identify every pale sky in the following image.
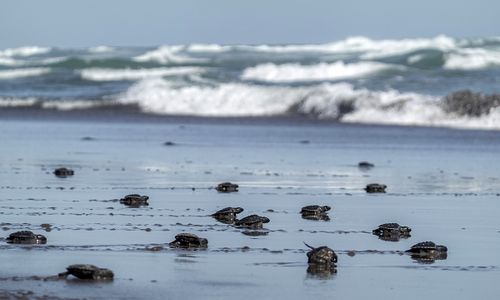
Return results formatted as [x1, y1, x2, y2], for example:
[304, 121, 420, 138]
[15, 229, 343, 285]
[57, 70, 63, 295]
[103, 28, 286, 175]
[0, 0, 499, 48]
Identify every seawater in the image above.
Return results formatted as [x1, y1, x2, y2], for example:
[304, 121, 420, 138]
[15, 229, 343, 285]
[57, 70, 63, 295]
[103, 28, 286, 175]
[0, 35, 500, 129]
[0, 119, 499, 299]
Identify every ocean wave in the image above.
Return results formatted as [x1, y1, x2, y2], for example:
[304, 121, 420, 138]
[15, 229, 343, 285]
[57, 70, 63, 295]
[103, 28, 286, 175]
[186, 43, 232, 53]
[88, 46, 115, 53]
[0, 46, 51, 57]
[0, 68, 51, 79]
[117, 78, 500, 129]
[444, 48, 500, 70]
[0, 57, 22, 66]
[241, 61, 399, 82]
[134, 46, 207, 64]
[80, 67, 205, 81]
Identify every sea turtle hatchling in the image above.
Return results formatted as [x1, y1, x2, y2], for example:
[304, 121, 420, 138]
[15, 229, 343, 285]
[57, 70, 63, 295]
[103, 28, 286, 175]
[58, 264, 114, 280]
[406, 241, 448, 262]
[53, 167, 74, 177]
[119, 194, 149, 207]
[235, 214, 270, 229]
[211, 207, 244, 224]
[216, 182, 239, 192]
[358, 161, 375, 169]
[6, 231, 47, 244]
[372, 223, 411, 237]
[365, 183, 387, 193]
[300, 205, 331, 221]
[304, 243, 338, 265]
[300, 205, 331, 215]
[169, 233, 208, 249]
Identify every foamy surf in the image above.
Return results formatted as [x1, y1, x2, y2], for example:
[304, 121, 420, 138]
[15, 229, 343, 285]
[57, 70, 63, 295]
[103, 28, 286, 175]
[134, 46, 207, 64]
[0, 68, 51, 79]
[241, 61, 399, 82]
[117, 78, 500, 130]
[80, 67, 206, 81]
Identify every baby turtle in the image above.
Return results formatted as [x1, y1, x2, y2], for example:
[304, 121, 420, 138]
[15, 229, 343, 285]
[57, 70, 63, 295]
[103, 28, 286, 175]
[235, 214, 270, 229]
[406, 241, 448, 262]
[301, 205, 331, 215]
[58, 264, 114, 280]
[53, 167, 74, 177]
[301, 205, 331, 221]
[305, 243, 338, 265]
[169, 233, 208, 249]
[372, 223, 411, 239]
[119, 194, 149, 207]
[358, 161, 375, 169]
[365, 183, 387, 193]
[211, 207, 244, 224]
[216, 182, 239, 192]
[6, 231, 47, 244]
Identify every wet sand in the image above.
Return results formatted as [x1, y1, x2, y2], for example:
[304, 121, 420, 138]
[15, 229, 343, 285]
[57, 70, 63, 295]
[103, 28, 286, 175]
[0, 117, 499, 299]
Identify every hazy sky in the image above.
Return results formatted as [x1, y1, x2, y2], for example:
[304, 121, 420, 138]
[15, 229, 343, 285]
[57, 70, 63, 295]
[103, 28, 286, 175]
[1, 0, 499, 48]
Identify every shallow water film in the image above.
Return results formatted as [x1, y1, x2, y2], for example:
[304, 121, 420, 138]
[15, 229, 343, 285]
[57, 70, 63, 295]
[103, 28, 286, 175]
[0, 119, 499, 299]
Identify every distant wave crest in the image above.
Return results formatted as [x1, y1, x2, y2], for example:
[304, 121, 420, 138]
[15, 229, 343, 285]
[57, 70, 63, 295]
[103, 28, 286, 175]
[241, 61, 399, 82]
[0, 68, 51, 79]
[80, 67, 205, 81]
[0, 46, 51, 57]
[134, 46, 207, 64]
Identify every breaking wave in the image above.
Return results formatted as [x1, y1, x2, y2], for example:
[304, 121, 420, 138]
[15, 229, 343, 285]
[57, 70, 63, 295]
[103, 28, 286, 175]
[80, 67, 205, 81]
[115, 78, 500, 130]
[0, 68, 51, 79]
[134, 46, 207, 64]
[0, 46, 51, 57]
[444, 48, 500, 70]
[241, 61, 399, 82]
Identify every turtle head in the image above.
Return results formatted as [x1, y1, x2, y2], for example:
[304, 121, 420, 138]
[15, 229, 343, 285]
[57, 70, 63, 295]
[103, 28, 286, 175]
[322, 206, 331, 212]
[260, 216, 270, 223]
[400, 226, 411, 233]
[436, 245, 448, 252]
[234, 207, 244, 214]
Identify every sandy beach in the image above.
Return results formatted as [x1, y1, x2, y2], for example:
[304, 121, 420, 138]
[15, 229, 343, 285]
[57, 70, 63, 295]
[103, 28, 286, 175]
[0, 116, 499, 299]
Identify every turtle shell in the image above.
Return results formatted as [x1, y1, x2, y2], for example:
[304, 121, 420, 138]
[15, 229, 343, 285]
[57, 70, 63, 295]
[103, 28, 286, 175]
[235, 215, 270, 226]
[54, 167, 74, 177]
[212, 207, 244, 216]
[358, 161, 375, 168]
[65, 264, 114, 280]
[300, 205, 331, 214]
[120, 194, 149, 206]
[6, 231, 47, 244]
[306, 245, 338, 265]
[378, 223, 401, 230]
[216, 182, 239, 192]
[365, 183, 387, 193]
[170, 233, 208, 248]
[408, 241, 448, 252]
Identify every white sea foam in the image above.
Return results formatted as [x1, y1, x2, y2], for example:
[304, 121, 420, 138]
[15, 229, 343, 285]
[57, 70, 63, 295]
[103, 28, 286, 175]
[0, 68, 51, 79]
[0, 46, 51, 57]
[0, 57, 22, 66]
[444, 48, 500, 70]
[89, 46, 115, 53]
[133, 46, 206, 64]
[0, 97, 38, 107]
[241, 61, 397, 82]
[230, 35, 458, 58]
[118, 78, 500, 130]
[80, 67, 205, 81]
[186, 43, 232, 53]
